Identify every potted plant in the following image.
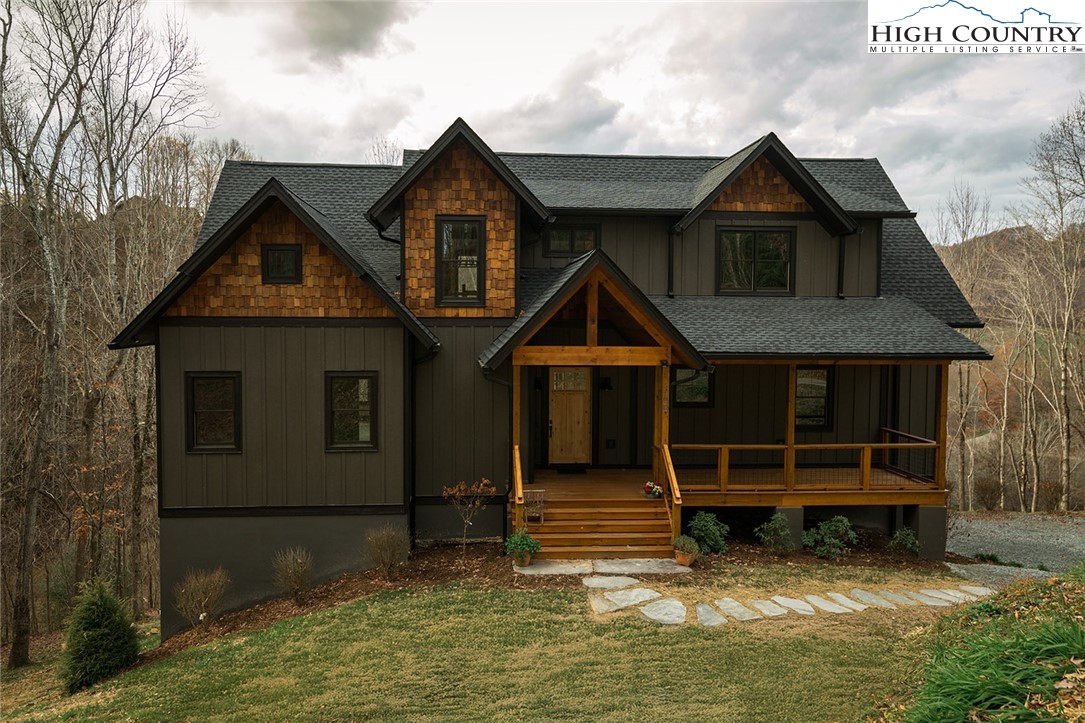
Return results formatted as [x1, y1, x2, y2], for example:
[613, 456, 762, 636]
[673, 535, 700, 566]
[505, 529, 541, 567]
[643, 481, 663, 498]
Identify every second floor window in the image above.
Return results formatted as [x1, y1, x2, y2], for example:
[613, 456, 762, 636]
[717, 229, 793, 294]
[261, 244, 302, 284]
[437, 216, 485, 305]
[545, 225, 597, 256]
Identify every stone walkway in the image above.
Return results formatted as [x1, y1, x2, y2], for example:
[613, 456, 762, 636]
[511, 558, 997, 627]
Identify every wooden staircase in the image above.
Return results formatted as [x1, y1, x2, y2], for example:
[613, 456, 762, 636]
[524, 496, 673, 559]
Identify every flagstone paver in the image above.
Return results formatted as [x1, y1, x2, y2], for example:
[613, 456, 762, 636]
[937, 588, 977, 602]
[715, 598, 762, 621]
[603, 587, 662, 610]
[903, 590, 952, 606]
[919, 589, 964, 603]
[696, 603, 728, 626]
[959, 585, 996, 597]
[581, 576, 640, 589]
[878, 590, 919, 606]
[772, 596, 816, 615]
[805, 595, 852, 613]
[593, 559, 691, 575]
[589, 594, 621, 614]
[640, 598, 687, 625]
[514, 560, 593, 575]
[851, 589, 897, 609]
[827, 592, 868, 611]
[749, 599, 789, 617]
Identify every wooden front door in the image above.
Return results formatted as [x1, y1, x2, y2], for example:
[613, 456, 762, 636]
[549, 367, 592, 464]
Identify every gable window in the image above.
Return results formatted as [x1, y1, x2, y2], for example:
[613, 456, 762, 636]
[717, 229, 794, 294]
[186, 372, 241, 452]
[673, 368, 713, 407]
[326, 372, 377, 450]
[796, 367, 833, 430]
[545, 225, 597, 256]
[436, 216, 485, 305]
[261, 244, 302, 284]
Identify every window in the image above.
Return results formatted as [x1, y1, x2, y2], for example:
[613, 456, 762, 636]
[795, 367, 833, 430]
[261, 244, 302, 284]
[436, 216, 485, 305]
[545, 225, 597, 256]
[717, 229, 794, 294]
[326, 372, 377, 450]
[186, 372, 241, 452]
[673, 368, 713, 406]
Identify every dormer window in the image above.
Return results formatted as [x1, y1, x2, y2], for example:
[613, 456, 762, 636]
[436, 216, 485, 305]
[717, 228, 794, 295]
[545, 225, 597, 256]
[261, 244, 302, 284]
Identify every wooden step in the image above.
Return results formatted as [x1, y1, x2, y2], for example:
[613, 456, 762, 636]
[532, 531, 673, 546]
[542, 507, 669, 521]
[526, 519, 671, 534]
[540, 497, 662, 508]
[535, 545, 673, 560]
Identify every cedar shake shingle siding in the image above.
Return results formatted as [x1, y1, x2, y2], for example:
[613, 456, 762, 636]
[166, 200, 393, 318]
[403, 139, 517, 317]
[707, 156, 814, 214]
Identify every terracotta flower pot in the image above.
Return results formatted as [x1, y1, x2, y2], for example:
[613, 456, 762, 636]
[674, 549, 696, 566]
[513, 552, 532, 567]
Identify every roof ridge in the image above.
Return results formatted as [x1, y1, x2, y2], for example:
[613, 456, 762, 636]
[227, 159, 404, 169]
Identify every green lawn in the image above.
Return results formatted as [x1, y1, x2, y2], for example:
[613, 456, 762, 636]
[3, 579, 943, 722]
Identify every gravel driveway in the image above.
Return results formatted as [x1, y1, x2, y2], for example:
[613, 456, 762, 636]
[946, 512, 1085, 586]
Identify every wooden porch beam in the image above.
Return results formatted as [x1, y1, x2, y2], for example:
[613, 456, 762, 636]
[586, 277, 599, 347]
[935, 362, 949, 490]
[512, 345, 667, 366]
[597, 277, 673, 350]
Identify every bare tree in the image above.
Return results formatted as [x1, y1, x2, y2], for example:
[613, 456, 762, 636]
[363, 134, 402, 165]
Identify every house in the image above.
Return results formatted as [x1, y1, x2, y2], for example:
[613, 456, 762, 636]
[111, 119, 989, 636]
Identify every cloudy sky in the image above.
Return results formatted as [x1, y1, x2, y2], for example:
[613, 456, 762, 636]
[163, 0, 1083, 237]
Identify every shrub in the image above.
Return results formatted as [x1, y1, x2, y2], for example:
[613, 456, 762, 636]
[59, 579, 139, 694]
[801, 516, 857, 560]
[272, 547, 313, 604]
[754, 512, 796, 554]
[365, 523, 410, 580]
[887, 527, 921, 558]
[505, 529, 541, 560]
[673, 534, 700, 555]
[688, 511, 729, 554]
[443, 478, 497, 562]
[173, 567, 230, 627]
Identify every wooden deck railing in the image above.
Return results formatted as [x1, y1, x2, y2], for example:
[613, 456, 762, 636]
[671, 430, 940, 494]
[657, 444, 682, 540]
[512, 445, 525, 530]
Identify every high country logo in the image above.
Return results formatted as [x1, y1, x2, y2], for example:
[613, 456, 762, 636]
[868, 0, 1083, 53]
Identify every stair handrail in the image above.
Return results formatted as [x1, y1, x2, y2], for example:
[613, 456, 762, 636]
[513, 445, 525, 530]
[661, 444, 682, 539]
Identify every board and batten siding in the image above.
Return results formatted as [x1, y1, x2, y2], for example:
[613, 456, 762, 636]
[413, 324, 511, 499]
[159, 324, 405, 509]
[674, 218, 875, 297]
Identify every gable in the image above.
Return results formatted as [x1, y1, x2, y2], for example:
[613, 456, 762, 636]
[164, 199, 393, 318]
[707, 156, 814, 214]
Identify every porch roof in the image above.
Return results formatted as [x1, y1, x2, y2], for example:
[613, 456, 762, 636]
[647, 295, 992, 361]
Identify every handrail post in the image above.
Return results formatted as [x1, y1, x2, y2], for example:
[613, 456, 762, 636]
[718, 446, 729, 493]
[860, 446, 872, 491]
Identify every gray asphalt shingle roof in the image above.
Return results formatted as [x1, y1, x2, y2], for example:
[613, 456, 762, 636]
[648, 295, 989, 359]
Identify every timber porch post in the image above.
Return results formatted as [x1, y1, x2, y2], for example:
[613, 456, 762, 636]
[785, 363, 797, 490]
[935, 361, 949, 490]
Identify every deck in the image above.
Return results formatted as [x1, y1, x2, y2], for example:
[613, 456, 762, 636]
[528, 467, 946, 507]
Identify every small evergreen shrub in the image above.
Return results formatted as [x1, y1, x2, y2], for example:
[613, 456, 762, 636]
[272, 547, 313, 604]
[59, 579, 139, 694]
[688, 511, 729, 554]
[755, 512, 796, 554]
[173, 567, 230, 627]
[887, 528, 921, 558]
[801, 516, 858, 560]
[365, 523, 410, 580]
[673, 535, 700, 555]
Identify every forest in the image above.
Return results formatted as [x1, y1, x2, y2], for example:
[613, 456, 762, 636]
[1, 0, 1082, 672]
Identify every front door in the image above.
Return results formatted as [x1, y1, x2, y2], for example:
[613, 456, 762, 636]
[549, 367, 592, 464]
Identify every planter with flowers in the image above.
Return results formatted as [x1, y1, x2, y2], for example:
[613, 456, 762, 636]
[505, 529, 541, 567]
[643, 481, 663, 499]
[673, 535, 700, 566]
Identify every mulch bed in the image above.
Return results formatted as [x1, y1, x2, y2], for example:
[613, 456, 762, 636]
[137, 535, 962, 667]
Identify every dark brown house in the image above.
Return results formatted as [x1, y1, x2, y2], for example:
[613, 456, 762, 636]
[112, 119, 989, 636]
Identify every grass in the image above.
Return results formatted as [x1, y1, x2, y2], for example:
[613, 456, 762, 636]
[896, 561, 1085, 722]
[2, 573, 946, 722]
[974, 551, 1026, 568]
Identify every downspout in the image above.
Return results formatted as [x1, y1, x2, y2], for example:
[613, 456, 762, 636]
[667, 227, 676, 297]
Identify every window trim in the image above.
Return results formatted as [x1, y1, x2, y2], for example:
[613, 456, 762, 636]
[435, 215, 486, 307]
[261, 244, 303, 284]
[715, 227, 796, 296]
[672, 367, 714, 408]
[543, 223, 600, 257]
[325, 371, 379, 452]
[185, 372, 242, 453]
[795, 365, 834, 432]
